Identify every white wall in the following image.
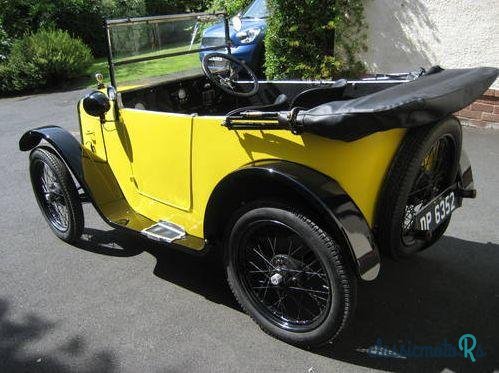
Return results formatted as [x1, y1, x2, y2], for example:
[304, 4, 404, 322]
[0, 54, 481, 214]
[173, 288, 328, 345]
[361, 0, 499, 88]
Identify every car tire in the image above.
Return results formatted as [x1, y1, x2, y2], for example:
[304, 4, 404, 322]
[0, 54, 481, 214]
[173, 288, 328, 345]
[375, 117, 462, 259]
[29, 147, 84, 243]
[225, 203, 356, 347]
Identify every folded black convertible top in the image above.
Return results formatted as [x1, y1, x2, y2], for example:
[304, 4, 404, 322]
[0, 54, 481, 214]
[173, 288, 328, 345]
[293, 67, 498, 141]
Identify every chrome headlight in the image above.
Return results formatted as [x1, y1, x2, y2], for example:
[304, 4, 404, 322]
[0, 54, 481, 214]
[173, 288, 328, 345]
[236, 27, 262, 44]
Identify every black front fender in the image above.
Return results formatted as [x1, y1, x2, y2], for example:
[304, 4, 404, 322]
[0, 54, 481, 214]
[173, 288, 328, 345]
[19, 125, 156, 233]
[19, 126, 84, 177]
[205, 160, 380, 281]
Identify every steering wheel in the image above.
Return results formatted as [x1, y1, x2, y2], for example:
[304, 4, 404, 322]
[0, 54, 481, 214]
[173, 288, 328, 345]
[202, 52, 259, 98]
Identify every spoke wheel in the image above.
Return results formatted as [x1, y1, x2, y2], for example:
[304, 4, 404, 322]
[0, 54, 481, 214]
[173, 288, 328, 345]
[226, 204, 356, 347]
[35, 162, 70, 232]
[402, 135, 455, 245]
[237, 221, 331, 331]
[375, 117, 461, 258]
[29, 148, 84, 243]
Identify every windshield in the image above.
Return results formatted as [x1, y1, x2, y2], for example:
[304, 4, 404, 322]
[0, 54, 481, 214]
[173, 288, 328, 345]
[106, 13, 227, 89]
[243, 0, 268, 19]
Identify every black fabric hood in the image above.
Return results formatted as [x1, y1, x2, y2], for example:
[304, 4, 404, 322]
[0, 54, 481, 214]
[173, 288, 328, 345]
[294, 67, 498, 141]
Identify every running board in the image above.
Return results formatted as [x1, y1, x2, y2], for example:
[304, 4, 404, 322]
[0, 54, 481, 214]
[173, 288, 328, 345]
[141, 221, 186, 243]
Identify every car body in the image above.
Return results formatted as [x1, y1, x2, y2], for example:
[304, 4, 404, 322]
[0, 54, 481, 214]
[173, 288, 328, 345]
[19, 12, 497, 347]
[200, 0, 267, 71]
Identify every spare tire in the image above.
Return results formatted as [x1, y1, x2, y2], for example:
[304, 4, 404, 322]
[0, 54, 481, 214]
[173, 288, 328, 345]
[375, 117, 462, 259]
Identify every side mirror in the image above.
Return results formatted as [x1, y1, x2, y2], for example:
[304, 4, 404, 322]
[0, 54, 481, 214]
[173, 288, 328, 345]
[83, 91, 110, 119]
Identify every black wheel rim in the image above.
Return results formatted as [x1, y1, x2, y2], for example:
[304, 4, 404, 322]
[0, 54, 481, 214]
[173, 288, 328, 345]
[402, 135, 455, 244]
[235, 221, 331, 331]
[33, 161, 70, 232]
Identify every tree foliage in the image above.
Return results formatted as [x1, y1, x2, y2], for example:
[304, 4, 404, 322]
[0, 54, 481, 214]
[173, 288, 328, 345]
[0, 22, 11, 61]
[210, 0, 252, 15]
[265, 0, 367, 79]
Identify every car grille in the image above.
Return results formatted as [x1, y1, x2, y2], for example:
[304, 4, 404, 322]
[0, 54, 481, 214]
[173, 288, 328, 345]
[201, 37, 226, 48]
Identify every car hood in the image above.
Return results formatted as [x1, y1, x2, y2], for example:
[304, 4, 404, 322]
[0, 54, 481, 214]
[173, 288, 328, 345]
[202, 18, 266, 44]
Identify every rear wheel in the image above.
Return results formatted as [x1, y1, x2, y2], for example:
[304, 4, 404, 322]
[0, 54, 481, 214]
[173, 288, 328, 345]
[225, 204, 356, 347]
[29, 148, 84, 243]
[376, 117, 461, 258]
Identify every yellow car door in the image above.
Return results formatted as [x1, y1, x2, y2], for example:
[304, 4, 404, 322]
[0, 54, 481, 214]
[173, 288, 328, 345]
[120, 108, 193, 211]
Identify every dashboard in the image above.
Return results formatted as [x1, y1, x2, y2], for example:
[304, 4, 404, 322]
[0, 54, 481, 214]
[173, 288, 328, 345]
[119, 75, 245, 115]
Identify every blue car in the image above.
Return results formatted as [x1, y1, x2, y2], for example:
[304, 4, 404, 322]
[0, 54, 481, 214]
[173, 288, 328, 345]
[200, 0, 268, 73]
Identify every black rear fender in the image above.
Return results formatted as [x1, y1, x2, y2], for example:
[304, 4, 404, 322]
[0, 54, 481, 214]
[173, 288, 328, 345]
[204, 160, 380, 281]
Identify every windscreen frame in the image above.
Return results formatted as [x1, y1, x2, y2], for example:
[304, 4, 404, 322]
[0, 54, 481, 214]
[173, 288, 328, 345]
[104, 12, 230, 88]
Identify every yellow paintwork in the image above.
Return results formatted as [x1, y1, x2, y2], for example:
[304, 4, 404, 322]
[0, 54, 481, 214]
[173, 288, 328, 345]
[80, 104, 108, 162]
[79, 102, 406, 245]
[120, 109, 193, 211]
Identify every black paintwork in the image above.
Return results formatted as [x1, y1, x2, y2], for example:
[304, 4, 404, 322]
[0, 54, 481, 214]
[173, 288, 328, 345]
[82, 91, 111, 118]
[19, 126, 105, 218]
[292, 67, 499, 141]
[18, 126, 144, 231]
[19, 126, 85, 175]
[204, 160, 381, 281]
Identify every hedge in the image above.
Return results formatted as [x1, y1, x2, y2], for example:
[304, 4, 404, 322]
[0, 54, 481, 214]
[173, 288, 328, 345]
[264, 0, 367, 80]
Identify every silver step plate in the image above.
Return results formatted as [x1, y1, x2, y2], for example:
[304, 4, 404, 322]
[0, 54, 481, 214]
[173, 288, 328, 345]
[141, 220, 186, 243]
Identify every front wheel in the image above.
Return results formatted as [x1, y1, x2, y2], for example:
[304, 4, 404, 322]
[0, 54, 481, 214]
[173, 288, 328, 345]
[29, 147, 84, 243]
[225, 204, 356, 347]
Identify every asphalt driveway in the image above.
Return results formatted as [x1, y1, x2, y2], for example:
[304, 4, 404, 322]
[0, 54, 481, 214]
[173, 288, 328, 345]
[0, 89, 498, 372]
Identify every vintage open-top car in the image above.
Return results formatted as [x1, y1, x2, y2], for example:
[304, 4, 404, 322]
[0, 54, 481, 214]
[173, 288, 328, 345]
[19, 12, 498, 347]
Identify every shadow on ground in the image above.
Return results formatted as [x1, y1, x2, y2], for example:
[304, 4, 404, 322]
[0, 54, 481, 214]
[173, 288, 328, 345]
[77, 228, 237, 310]
[0, 298, 117, 372]
[320, 236, 499, 372]
[74, 229, 498, 372]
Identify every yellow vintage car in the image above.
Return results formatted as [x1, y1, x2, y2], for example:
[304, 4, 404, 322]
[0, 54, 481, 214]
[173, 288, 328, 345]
[19, 12, 497, 347]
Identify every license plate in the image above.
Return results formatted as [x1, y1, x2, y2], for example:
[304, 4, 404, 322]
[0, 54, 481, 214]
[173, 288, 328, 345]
[415, 186, 462, 231]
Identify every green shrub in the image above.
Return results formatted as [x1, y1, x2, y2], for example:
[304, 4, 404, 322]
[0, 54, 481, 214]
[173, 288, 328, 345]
[210, 0, 252, 15]
[0, 29, 92, 94]
[0, 57, 43, 93]
[0, 63, 13, 92]
[265, 0, 367, 80]
[0, 23, 12, 61]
